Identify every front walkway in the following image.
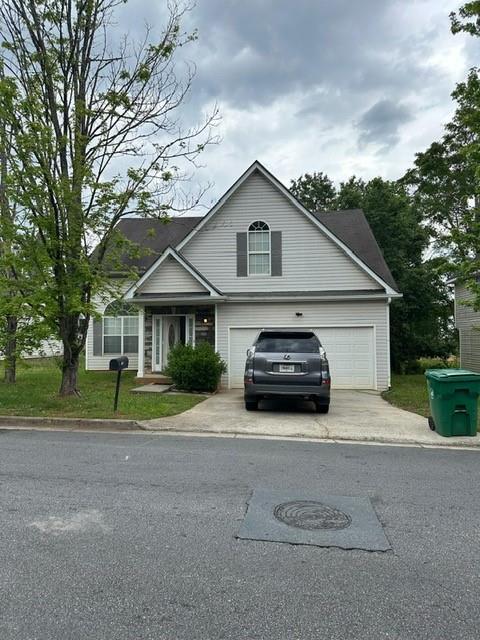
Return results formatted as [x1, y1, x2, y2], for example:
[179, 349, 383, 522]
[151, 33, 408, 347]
[141, 389, 480, 447]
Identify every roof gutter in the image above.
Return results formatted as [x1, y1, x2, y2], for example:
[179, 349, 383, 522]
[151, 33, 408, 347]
[225, 293, 402, 303]
[129, 295, 227, 305]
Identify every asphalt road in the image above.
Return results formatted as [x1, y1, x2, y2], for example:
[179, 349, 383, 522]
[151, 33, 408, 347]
[1, 430, 479, 640]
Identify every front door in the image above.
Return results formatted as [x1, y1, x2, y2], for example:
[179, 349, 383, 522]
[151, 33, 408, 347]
[162, 316, 181, 370]
[152, 314, 195, 372]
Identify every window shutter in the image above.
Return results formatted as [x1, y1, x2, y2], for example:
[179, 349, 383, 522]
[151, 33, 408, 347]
[271, 231, 282, 276]
[237, 232, 248, 277]
[93, 318, 103, 356]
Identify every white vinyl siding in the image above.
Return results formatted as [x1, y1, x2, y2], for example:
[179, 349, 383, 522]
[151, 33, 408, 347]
[217, 300, 389, 390]
[85, 280, 139, 371]
[459, 328, 480, 373]
[455, 283, 480, 372]
[182, 170, 381, 292]
[138, 255, 207, 294]
[455, 283, 480, 329]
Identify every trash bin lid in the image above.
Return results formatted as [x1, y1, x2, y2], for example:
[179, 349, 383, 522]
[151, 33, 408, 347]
[425, 368, 480, 382]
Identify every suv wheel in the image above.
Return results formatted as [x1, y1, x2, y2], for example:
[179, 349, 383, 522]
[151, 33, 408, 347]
[245, 399, 258, 411]
[315, 401, 330, 414]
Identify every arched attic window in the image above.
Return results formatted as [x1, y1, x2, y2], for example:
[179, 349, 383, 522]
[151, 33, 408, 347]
[248, 220, 270, 275]
[103, 301, 138, 354]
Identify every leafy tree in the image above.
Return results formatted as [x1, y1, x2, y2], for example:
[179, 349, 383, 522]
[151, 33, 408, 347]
[334, 176, 366, 210]
[450, 2, 480, 37]
[290, 171, 336, 211]
[405, 4, 480, 309]
[0, 58, 16, 382]
[0, 97, 57, 383]
[405, 134, 476, 264]
[0, 60, 50, 381]
[0, 0, 218, 395]
[291, 170, 454, 371]
[345, 178, 454, 370]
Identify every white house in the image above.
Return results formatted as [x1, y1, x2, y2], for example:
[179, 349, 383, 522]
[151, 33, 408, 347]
[86, 161, 401, 390]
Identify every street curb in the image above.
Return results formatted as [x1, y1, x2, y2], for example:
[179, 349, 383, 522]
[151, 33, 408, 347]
[0, 416, 478, 449]
[138, 423, 480, 448]
[0, 415, 140, 431]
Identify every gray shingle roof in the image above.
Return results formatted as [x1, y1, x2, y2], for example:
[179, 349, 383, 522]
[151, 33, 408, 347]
[109, 216, 202, 273]
[313, 209, 398, 292]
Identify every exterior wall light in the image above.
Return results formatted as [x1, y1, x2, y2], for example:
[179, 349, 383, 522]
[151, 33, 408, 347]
[296, 312, 303, 317]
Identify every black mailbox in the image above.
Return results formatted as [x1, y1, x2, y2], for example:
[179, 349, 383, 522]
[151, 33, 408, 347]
[109, 356, 129, 412]
[109, 356, 129, 371]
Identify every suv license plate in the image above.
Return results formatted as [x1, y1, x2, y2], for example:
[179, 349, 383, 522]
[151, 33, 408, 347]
[279, 364, 295, 373]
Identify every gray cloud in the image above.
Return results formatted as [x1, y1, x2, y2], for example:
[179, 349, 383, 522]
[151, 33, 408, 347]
[184, 0, 445, 110]
[112, 0, 480, 201]
[356, 100, 413, 148]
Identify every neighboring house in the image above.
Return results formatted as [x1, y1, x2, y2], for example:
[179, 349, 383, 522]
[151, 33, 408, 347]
[86, 161, 401, 390]
[454, 281, 480, 372]
[0, 338, 63, 361]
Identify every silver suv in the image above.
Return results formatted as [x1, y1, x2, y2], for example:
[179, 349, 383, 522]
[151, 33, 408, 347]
[244, 329, 331, 413]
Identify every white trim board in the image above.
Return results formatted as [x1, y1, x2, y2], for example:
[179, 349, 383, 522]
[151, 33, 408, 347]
[137, 307, 145, 378]
[224, 293, 399, 302]
[152, 315, 163, 372]
[176, 160, 399, 296]
[386, 299, 391, 389]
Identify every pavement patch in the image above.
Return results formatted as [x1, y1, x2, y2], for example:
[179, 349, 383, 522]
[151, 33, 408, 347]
[29, 509, 110, 535]
[237, 489, 391, 551]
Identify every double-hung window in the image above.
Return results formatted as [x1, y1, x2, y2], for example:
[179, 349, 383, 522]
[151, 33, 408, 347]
[103, 302, 139, 354]
[248, 220, 270, 275]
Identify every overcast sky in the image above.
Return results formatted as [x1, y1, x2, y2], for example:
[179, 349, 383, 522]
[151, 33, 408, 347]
[117, 0, 480, 208]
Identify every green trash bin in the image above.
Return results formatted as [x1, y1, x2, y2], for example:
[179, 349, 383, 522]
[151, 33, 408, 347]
[425, 369, 480, 437]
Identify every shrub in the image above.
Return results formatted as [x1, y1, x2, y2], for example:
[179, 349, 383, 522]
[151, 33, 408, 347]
[165, 342, 227, 392]
[416, 357, 459, 373]
[403, 360, 423, 375]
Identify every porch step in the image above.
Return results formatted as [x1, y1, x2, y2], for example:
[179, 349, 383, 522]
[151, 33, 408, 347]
[135, 374, 172, 385]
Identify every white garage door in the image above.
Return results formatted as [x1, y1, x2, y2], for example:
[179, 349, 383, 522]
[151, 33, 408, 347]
[228, 326, 375, 389]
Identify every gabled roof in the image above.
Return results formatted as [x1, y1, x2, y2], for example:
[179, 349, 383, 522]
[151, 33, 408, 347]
[313, 209, 398, 292]
[124, 246, 223, 300]
[107, 161, 399, 295]
[175, 160, 400, 295]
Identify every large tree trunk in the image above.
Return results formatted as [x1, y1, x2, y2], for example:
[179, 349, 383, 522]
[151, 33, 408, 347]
[4, 314, 17, 383]
[59, 314, 85, 396]
[59, 347, 80, 396]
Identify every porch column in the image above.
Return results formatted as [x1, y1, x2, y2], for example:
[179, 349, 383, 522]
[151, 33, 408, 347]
[137, 306, 145, 377]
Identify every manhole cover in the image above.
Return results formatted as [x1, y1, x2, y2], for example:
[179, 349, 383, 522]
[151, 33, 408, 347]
[273, 500, 352, 531]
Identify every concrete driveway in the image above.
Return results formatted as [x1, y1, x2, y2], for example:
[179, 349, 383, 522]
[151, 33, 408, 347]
[142, 389, 480, 447]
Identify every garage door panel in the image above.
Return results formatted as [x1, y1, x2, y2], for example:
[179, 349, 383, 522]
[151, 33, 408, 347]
[228, 328, 259, 388]
[228, 326, 375, 390]
[317, 327, 375, 389]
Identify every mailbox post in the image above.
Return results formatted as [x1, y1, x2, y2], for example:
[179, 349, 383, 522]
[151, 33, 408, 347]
[109, 356, 129, 412]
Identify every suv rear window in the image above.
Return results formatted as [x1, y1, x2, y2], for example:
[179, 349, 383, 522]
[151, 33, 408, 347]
[255, 331, 320, 353]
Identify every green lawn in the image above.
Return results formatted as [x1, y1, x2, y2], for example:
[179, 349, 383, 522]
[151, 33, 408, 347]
[382, 374, 430, 417]
[0, 359, 204, 420]
[383, 373, 480, 430]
